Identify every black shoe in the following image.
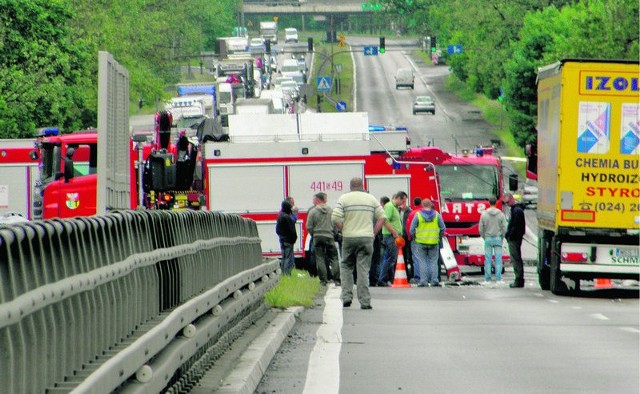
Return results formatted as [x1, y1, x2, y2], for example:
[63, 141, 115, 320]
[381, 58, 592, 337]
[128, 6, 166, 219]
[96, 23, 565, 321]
[376, 282, 389, 287]
[343, 301, 352, 307]
[509, 282, 525, 288]
[361, 305, 373, 310]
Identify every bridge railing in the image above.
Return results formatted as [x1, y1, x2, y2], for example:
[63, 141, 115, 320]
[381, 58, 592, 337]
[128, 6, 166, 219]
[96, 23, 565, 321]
[0, 210, 279, 393]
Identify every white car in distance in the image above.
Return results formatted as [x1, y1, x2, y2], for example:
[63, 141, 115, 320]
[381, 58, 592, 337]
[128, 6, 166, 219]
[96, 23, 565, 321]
[285, 28, 299, 43]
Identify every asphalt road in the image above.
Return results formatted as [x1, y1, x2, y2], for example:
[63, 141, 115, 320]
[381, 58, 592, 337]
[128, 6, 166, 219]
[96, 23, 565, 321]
[249, 38, 639, 394]
[255, 269, 639, 393]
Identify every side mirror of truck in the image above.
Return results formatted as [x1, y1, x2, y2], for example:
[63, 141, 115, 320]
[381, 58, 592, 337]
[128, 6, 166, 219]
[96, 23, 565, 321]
[508, 173, 518, 191]
[63, 157, 74, 183]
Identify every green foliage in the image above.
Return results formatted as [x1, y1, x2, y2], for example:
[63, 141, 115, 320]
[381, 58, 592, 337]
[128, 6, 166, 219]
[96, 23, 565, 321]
[505, 0, 639, 145]
[383, 0, 639, 149]
[0, 0, 93, 137]
[0, 0, 239, 138]
[264, 269, 321, 308]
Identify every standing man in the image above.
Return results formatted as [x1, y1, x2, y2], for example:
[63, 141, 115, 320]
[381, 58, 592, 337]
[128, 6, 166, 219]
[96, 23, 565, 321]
[405, 197, 422, 284]
[410, 199, 446, 287]
[479, 196, 507, 283]
[369, 196, 389, 287]
[503, 193, 526, 288]
[399, 198, 413, 279]
[332, 177, 388, 309]
[307, 192, 340, 286]
[377, 192, 405, 287]
[276, 199, 298, 275]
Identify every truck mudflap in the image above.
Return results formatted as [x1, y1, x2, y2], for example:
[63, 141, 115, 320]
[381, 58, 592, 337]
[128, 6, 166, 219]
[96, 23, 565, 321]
[440, 240, 461, 281]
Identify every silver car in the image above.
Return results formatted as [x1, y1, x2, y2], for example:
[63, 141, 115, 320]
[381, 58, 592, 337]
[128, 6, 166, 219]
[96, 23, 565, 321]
[519, 178, 538, 208]
[412, 96, 435, 115]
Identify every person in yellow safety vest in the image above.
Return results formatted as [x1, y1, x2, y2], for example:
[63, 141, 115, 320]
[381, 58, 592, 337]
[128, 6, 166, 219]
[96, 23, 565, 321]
[409, 199, 446, 287]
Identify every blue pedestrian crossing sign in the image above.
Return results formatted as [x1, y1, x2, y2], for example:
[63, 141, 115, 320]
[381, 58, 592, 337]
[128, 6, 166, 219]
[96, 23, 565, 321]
[316, 76, 331, 92]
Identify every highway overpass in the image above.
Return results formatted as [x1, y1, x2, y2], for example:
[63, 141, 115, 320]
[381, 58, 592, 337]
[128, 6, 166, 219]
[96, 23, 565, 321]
[242, 0, 373, 16]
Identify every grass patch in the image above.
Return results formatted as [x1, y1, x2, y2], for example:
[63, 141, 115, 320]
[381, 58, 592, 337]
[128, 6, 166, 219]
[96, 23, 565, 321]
[414, 49, 432, 66]
[264, 268, 321, 309]
[309, 43, 355, 113]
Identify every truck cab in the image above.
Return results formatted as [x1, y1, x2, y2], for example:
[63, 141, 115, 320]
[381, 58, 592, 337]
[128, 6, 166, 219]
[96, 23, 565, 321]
[216, 82, 237, 126]
[34, 130, 99, 219]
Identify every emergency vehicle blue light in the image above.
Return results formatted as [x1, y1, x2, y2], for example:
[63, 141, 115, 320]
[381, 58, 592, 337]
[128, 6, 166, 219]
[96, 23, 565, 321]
[38, 127, 60, 137]
[369, 125, 407, 132]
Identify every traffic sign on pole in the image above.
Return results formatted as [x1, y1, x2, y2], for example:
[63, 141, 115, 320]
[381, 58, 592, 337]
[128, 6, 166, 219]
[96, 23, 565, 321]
[447, 45, 463, 55]
[316, 77, 332, 92]
[364, 46, 379, 56]
[336, 101, 347, 112]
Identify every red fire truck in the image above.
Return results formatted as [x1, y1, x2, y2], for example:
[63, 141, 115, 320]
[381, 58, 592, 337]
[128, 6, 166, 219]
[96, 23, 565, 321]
[16, 112, 505, 277]
[204, 113, 506, 276]
[30, 111, 206, 219]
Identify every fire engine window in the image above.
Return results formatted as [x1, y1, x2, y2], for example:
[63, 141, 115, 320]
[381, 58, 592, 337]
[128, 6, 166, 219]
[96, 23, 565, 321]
[436, 164, 498, 200]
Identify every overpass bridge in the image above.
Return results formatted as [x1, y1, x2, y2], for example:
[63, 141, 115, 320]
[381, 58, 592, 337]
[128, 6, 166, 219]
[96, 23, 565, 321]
[242, 0, 372, 16]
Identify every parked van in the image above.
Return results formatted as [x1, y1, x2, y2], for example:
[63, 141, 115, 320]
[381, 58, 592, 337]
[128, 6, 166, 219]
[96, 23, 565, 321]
[395, 68, 414, 89]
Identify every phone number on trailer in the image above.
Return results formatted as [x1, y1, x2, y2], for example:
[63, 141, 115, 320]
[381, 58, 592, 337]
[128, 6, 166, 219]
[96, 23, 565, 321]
[581, 202, 640, 213]
[310, 181, 344, 192]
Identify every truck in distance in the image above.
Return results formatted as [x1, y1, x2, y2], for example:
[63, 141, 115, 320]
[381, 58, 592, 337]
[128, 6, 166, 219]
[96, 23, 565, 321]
[259, 21, 278, 45]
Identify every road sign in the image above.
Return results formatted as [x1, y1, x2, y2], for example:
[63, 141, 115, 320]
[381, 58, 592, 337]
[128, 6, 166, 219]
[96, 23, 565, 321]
[338, 33, 346, 48]
[447, 45, 463, 55]
[336, 101, 347, 112]
[316, 76, 331, 92]
[364, 46, 378, 56]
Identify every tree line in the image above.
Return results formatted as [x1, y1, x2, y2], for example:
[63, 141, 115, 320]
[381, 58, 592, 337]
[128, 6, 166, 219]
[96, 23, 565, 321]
[0, 0, 238, 138]
[1, 0, 638, 142]
[382, 0, 639, 147]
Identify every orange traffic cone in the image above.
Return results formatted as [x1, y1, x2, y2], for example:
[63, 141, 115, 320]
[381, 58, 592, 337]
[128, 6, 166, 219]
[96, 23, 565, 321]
[594, 278, 612, 289]
[391, 248, 411, 288]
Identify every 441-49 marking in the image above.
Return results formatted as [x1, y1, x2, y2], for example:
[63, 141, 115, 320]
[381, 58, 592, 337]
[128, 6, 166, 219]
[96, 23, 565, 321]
[310, 181, 343, 192]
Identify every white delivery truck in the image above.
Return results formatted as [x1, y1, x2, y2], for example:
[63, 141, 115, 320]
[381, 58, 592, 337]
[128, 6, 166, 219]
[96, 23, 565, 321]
[259, 21, 278, 45]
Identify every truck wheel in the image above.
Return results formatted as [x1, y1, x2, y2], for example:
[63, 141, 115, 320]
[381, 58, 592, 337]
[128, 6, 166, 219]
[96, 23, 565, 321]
[537, 231, 551, 290]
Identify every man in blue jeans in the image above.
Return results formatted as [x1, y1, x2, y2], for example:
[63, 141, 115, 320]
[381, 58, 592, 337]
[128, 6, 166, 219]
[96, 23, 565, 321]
[409, 199, 446, 287]
[479, 196, 507, 283]
[276, 199, 298, 275]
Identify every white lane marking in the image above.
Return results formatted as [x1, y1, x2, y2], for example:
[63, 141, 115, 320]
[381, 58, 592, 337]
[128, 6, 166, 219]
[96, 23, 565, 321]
[548, 299, 560, 303]
[589, 313, 610, 321]
[619, 326, 640, 334]
[303, 285, 342, 394]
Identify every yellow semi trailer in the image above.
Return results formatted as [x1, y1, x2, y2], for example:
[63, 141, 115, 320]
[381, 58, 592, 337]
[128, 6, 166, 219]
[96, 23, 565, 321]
[536, 59, 639, 295]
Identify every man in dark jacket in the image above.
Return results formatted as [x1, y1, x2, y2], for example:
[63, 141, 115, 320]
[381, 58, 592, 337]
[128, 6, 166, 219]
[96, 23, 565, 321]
[276, 199, 298, 275]
[306, 192, 340, 286]
[504, 193, 526, 288]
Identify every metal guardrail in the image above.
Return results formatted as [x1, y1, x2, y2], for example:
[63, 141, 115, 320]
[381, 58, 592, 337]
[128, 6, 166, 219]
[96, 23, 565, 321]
[0, 210, 279, 393]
